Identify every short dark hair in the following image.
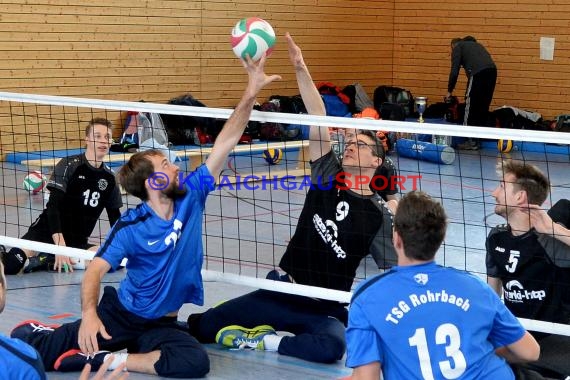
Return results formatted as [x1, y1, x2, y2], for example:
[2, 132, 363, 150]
[85, 117, 113, 136]
[394, 191, 447, 261]
[451, 38, 462, 47]
[356, 129, 386, 162]
[117, 149, 164, 201]
[496, 160, 550, 205]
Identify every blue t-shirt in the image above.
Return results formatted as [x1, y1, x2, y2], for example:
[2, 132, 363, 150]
[96, 164, 214, 319]
[0, 335, 46, 380]
[346, 262, 525, 380]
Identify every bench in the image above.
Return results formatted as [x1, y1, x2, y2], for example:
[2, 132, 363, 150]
[21, 140, 311, 180]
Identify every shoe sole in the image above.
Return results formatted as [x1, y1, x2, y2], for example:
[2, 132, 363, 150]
[12, 319, 60, 331]
[216, 324, 275, 348]
[54, 349, 82, 371]
[11, 319, 60, 341]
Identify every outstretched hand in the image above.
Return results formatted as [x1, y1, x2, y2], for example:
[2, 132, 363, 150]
[285, 32, 305, 69]
[241, 54, 281, 97]
[54, 255, 75, 273]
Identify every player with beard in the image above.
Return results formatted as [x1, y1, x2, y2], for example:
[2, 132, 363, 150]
[486, 159, 570, 379]
[9, 54, 280, 378]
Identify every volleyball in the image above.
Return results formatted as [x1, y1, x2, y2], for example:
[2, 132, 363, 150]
[497, 139, 513, 153]
[262, 148, 283, 165]
[22, 170, 47, 194]
[231, 17, 276, 61]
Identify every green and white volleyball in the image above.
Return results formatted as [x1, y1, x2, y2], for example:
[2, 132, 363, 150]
[22, 170, 47, 194]
[231, 17, 276, 61]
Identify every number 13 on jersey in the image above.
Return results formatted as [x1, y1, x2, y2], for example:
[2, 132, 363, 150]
[409, 323, 466, 379]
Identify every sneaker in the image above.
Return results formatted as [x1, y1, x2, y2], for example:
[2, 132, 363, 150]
[54, 349, 109, 372]
[71, 258, 88, 270]
[216, 325, 276, 350]
[11, 320, 59, 341]
[0, 246, 28, 275]
[23, 253, 53, 273]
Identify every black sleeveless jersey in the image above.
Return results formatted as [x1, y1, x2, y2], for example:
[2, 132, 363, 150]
[33, 153, 122, 246]
[279, 151, 395, 292]
[486, 225, 570, 324]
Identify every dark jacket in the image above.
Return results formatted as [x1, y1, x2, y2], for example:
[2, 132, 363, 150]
[448, 39, 496, 93]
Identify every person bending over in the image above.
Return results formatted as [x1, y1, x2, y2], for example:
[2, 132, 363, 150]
[446, 36, 497, 150]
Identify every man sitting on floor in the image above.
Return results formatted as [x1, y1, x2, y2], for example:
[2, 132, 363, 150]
[1, 118, 122, 274]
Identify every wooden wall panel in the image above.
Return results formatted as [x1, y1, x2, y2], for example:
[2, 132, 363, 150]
[392, 1, 570, 121]
[0, 0, 393, 154]
[4, 1, 569, 155]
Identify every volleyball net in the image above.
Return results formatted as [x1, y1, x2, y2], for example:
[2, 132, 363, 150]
[0, 91, 569, 337]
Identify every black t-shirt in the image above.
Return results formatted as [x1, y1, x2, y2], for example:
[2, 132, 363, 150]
[486, 225, 570, 324]
[279, 151, 396, 292]
[372, 156, 399, 200]
[32, 153, 122, 246]
[548, 199, 570, 228]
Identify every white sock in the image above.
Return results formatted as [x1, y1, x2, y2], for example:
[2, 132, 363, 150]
[103, 352, 129, 371]
[72, 258, 85, 270]
[262, 334, 283, 351]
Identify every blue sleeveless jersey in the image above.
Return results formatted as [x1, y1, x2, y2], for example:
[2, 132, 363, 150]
[346, 262, 525, 379]
[96, 165, 214, 319]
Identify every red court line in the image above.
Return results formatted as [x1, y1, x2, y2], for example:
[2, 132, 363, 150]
[48, 313, 74, 320]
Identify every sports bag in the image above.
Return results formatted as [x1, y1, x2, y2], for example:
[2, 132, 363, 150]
[373, 86, 414, 118]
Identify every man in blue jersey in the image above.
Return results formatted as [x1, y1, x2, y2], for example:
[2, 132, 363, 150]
[0, 260, 46, 379]
[9, 54, 280, 378]
[0, 260, 128, 379]
[346, 191, 539, 380]
[486, 160, 570, 379]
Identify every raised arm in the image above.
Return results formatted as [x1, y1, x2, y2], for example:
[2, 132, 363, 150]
[286, 33, 330, 162]
[205, 55, 281, 179]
